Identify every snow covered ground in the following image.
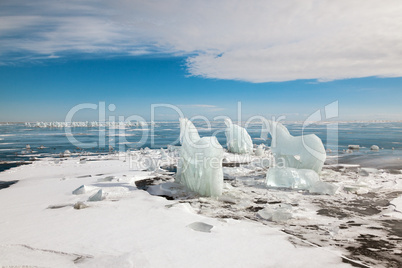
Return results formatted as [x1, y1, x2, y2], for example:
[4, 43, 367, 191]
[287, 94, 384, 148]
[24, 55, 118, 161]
[0, 149, 401, 267]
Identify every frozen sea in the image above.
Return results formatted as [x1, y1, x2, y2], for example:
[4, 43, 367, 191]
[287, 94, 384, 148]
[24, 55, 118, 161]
[0, 121, 402, 172]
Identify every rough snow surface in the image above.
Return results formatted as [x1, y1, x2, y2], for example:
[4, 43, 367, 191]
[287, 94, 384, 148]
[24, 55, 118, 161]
[0, 149, 401, 267]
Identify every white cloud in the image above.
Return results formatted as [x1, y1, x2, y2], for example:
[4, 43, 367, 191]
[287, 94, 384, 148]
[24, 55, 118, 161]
[1, 0, 402, 82]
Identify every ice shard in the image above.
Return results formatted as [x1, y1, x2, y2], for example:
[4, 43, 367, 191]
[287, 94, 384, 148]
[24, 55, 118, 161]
[177, 118, 224, 197]
[224, 118, 253, 154]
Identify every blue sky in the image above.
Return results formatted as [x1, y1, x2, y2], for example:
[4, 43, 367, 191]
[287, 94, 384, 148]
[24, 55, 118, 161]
[1, 1, 402, 122]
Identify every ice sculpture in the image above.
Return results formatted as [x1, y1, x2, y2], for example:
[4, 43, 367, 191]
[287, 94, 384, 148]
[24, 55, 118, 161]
[262, 120, 334, 194]
[224, 118, 253, 154]
[177, 118, 224, 197]
[262, 120, 326, 173]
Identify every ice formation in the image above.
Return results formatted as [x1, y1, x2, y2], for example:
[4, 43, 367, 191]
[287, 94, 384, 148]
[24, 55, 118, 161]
[88, 189, 103, 201]
[371, 145, 379, 151]
[176, 118, 224, 197]
[309, 181, 338, 195]
[72, 185, 87, 195]
[266, 167, 337, 194]
[262, 120, 326, 173]
[187, 222, 214, 233]
[257, 205, 293, 222]
[262, 120, 333, 194]
[145, 157, 161, 172]
[146, 182, 188, 199]
[224, 118, 253, 154]
[255, 144, 265, 156]
[266, 167, 320, 189]
[62, 150, 71, 157]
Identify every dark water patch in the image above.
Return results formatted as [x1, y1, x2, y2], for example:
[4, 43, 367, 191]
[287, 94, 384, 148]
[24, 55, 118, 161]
[348, 204, 381, 216]
[338, 152, 402, 169]
[246, 206, 264, 212]
[388, 169, 402, 174]
[367, 226, 383, 230]
[134, 176, 173, 192]
[383, 220, 402, 238]
[317, 208, 349, 219]
[222, 162, 249, 167]
[348, 223, 363, 227]
[385, 191, 402, 200]
[313, 191, 402, 266]
[267, 200, 282, 204]
[254, 198, 268, 204]
[304, 225, 320, 230]
[161, 165, 177, 173]
[47, 203, 73, 209]
[158, 195, 174, 200]
[77, 175, 92, 178]
[216, 214, 244, 220]
[0, 180, 18, 190]
[345, 234, 402, 268]
[0, 162, 30, 173]
[135, 178, 157, 190]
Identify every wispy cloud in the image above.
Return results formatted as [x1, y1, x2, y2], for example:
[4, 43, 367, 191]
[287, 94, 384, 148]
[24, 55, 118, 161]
[1, 0, 402, 82]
